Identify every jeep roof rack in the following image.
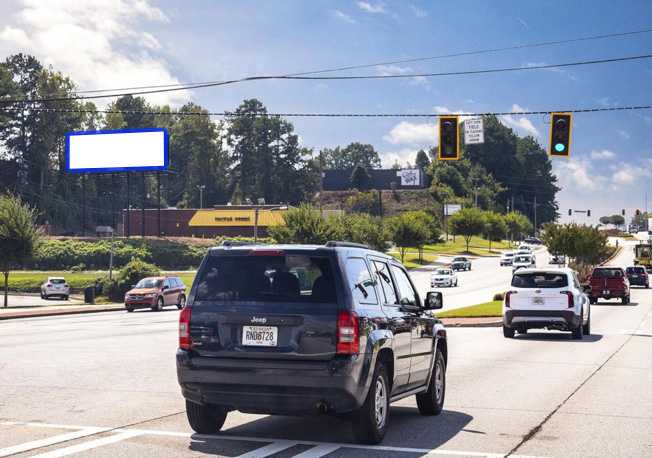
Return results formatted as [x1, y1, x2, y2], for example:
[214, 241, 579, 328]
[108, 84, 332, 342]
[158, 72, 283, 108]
[325, 241, 371, 249]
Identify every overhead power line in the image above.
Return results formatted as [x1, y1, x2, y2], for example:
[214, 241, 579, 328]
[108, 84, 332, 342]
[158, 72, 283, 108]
[63, 27, 652, 95]
[1, 53, 652, 104]
[1, 104, 651, 118]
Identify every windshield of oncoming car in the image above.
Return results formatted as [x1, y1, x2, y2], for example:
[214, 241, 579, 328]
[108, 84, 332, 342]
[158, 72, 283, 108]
[453, 257, 465, 262]
[435, 269, 450, 275]
[502, 253, 514, 258]
[136, 279, 162, 289]
[513, 256, 532, 263]
[512, 272, 569, 288]
[195, 254, 336, 303]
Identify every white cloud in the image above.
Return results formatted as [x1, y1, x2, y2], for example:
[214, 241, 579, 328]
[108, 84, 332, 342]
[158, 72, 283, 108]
[523, 61, 578, 81]
[333, 10, 356, 23]
[612, 162, 650, 185]
[617, 130, 630, 139]
[409, 75, 431, 90]
[500, 104, 540, 137]
[377, 65, 410, 76]
[554, 157, 606, 192]
[0, 0, 189, 106]
[409, 5, 427, 17]
[590, 149, 616, 160]
[383, 121, 436, 146]
[356, 2, 386, 14]
[380, 148, 419, 168]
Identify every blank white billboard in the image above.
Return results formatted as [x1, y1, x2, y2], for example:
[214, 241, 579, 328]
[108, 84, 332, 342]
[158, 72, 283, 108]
[66, 128, 168, 173]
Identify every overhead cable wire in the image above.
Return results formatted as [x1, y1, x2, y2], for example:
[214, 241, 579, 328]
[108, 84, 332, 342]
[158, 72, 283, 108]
[51, 28, 652, 95]
[1, 53, 652, 104]
[2, 103, 652, 118]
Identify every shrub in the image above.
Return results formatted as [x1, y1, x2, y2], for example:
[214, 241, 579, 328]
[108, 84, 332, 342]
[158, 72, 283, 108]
[70, 263, 86, 272]
[346, 191, 381, 216]
[493, 292, 504, 301]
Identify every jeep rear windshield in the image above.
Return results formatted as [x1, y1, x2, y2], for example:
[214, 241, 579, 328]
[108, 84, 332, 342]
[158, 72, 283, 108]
[511, 272, 568, 288]
[194, 254, 336, 303]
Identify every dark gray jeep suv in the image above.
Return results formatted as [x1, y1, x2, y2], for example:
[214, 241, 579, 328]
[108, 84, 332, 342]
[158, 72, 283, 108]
[176, 241, 447, 444]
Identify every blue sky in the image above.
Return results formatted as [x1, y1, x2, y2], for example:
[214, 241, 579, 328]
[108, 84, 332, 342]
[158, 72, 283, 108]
[1, 0, 652, 224]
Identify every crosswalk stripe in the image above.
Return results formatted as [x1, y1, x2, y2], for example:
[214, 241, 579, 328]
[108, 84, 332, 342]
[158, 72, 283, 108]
[0, 427, 107, 457]
[30, 431, 142, 458]
[292, 444, 341, 457]
[236, 441, 297, 458]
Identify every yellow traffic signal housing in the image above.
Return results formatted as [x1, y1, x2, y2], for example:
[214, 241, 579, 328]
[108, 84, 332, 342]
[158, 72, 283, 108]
[549, 112, 572, 157]
[438, 116, 460, 160]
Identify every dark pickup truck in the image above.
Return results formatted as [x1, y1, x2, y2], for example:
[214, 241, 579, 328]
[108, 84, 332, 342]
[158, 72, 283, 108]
[588, 267, 630, 305]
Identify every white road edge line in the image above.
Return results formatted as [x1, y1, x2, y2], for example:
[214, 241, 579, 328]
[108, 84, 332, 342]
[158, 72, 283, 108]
[3, 422, 546, 458]
[29, 431, 142, 458]
[0, 427, 108, 457]
[236, 441, 297, 458]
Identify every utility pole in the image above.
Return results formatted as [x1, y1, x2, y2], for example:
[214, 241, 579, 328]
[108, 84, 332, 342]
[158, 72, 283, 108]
[473, 177, 479, 207]
[319, 150, 324, 216]
[534, 196, 537, 236]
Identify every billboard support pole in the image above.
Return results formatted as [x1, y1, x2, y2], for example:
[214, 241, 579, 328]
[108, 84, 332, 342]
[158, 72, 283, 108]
[126, 172, 130, 238]
[111, 173, 115, 232]
[157, 171, 161, 237]
[96, 174, 100, 233]
[81, 174, 86, 237]
[141, 171, 145, 238]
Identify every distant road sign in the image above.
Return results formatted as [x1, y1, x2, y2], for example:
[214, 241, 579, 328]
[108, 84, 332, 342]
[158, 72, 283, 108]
[464, 118, 484, 144]
[66, 128, 168, 173]
[445, 203, 462, 216]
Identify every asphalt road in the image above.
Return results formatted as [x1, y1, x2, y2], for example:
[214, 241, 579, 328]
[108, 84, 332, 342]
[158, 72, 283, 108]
[1, 242, 650, 457]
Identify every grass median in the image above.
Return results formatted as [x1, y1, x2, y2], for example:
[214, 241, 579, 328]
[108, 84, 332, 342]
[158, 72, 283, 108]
[389, 253, 439, 269]
[7, 271, 198, 291]
[421, 236, 513, 256]
[437, 300, 503, 318]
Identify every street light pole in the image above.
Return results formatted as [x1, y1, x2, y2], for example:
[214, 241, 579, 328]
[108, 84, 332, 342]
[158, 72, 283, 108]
[197, 185, 205, 209]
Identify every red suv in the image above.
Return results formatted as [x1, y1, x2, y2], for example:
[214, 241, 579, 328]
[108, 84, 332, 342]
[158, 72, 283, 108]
[588, 267, 630, 305]
[125, 276, 186, 312]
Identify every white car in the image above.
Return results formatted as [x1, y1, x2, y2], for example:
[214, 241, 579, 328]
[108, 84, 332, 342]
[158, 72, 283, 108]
[512, 254, 535, 273]
[500, 252, 516, 266]
[502, 267, 591, 339]
[40, 277, 69, 300]
[517, 244, 533, 253]
[549, 255, 566, 265]
[430, 268, 458, 287]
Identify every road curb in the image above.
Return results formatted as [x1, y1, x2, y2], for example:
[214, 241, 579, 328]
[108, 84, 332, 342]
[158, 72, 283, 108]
[0, 305, 125, 321]
[439, 318, 502, 328]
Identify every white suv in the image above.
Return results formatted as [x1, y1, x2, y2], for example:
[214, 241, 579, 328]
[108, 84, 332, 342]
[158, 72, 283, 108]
[40, 277, 69, 300]
[502, 268, 591, 339]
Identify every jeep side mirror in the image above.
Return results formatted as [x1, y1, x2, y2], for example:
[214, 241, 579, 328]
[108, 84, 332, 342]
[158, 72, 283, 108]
[583, 284, 592, 293]
[425, 291, 443, 310]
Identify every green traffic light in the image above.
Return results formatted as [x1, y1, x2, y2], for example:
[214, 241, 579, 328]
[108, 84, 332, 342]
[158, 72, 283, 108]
[555, 143, 565, 152]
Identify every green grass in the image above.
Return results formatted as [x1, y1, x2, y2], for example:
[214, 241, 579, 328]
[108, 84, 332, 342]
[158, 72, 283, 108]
[389, 253, 439, 269]
[436, 300, 503, 318]
[421, 236, 513, 256]
[7, 270, 198, 290]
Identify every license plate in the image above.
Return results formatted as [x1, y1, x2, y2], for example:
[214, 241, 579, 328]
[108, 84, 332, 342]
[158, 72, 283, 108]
[532, 297, 544, 305]
[603, 290, 610, 295]
[242, 326, 277, 347]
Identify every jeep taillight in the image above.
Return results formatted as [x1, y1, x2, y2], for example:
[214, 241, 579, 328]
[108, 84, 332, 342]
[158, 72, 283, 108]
[337, 311, 359, 354]
[179, 307, 192, 349]
[560, 291, 574, 308]
[505, 291, 516, 308]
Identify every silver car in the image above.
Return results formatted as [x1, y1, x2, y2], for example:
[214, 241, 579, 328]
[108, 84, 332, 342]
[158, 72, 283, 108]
[40, 277, 69, 300]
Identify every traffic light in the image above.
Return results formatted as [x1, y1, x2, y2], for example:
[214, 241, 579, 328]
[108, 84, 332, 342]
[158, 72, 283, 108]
[636, 209, 641, 216]
[569, 209, 572, 216]
[438, 116, 460, 160]
[587, 210, 591, 217]
[549, 112, 572, 157]
[622, 209, 626, 216]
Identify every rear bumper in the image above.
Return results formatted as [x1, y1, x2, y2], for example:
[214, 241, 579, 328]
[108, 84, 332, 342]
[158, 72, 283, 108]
[503, 309, 580, 330]
[176, 350, 368, 415]
[590, 289, 627, 298]
[627, 278, 647, 286]
[125, 298, 157, 308]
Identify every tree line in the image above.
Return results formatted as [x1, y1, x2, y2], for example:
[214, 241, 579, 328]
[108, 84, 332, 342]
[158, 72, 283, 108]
[1, 53, 560, 233]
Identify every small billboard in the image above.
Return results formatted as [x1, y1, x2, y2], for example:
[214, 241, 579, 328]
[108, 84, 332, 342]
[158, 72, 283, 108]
[66, 128, 168, 173]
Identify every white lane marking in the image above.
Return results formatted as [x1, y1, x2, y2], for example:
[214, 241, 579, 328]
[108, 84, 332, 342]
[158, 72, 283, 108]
[236, 441, 296, 457]
[30, 431, 142, 458]
[4, 422, 546, 458]
[0, 428, 107, 457]
[292, 444, 341, 457]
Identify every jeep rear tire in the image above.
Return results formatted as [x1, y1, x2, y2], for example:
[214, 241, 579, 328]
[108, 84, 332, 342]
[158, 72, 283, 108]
[416, 348, 446, 415]
[186, 400, 228, 434]
[351, 360, 389, 444]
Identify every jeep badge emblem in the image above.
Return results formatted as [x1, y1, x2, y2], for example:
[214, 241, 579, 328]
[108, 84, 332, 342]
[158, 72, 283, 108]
[251, 317, 267, 324]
